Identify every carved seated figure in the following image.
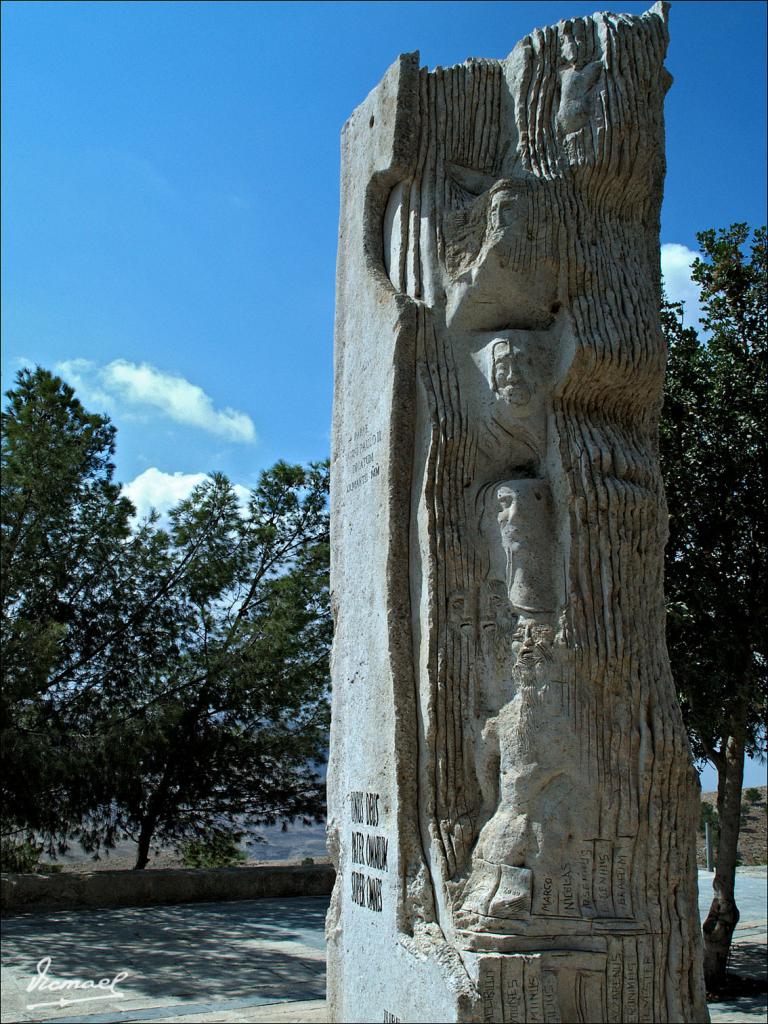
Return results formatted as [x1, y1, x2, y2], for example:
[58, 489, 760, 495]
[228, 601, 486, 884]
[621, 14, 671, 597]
[454, 480, 577, 934]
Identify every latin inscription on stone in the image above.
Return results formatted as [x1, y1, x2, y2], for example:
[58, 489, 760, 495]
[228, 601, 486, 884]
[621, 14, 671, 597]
[542, 973, 561, 1023]
[478, 958, 506, 1024]
[503, 958, 525, 1024]
[481, 966, 497, 1024]
[594, 840, 614, 917]
[349, 790, 388, 913]
[559, 861, 577, 916]
[328, 5, 708, 1020]
[351, 832, 389, 871]
[351, 870, 383, 912]
[623, 943, 639, 1024]
[524, 960, 545, 1024]
[613, 839, 633, 918]
[607, 940, 623, 1024]
[638, 937, 654, 1024]
[343, 427, 382, 494]
[578, 844, 595, 915]
[532, 872, 557, 917]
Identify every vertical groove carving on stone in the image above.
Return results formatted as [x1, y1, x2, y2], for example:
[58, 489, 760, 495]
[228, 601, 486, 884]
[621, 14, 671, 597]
[330, 5, 708, 1021]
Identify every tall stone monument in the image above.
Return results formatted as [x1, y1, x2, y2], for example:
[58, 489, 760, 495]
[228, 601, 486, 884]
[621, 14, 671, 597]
[327, 4, 709, 1021]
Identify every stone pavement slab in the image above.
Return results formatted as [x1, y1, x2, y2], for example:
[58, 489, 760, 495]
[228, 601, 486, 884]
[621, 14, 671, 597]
[141, 1000, 327, 1023]
[1, 897, 328, 1024]
[709, 939, 768, 1024]
[698, 868, 767, 927]
[699, 868, 768, 1024]
[710, 995, 768, 1024]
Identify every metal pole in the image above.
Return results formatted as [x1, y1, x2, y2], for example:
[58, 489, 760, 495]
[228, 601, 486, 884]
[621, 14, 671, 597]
[705, 821, 715, 872]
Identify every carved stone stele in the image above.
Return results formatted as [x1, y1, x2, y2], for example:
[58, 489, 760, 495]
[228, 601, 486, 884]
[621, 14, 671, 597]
[327, 5, 709, 1021]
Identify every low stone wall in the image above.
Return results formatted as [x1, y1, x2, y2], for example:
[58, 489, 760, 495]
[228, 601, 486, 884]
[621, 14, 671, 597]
[0, 863, 335, 914]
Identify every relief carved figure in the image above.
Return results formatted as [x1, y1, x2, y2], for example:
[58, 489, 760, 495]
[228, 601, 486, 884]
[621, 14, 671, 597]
[328, 4, 709, 1021]
[491, 342, 533, 409]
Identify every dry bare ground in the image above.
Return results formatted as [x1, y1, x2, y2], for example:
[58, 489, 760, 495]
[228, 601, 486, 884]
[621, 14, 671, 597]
[697, 786, 767, 867]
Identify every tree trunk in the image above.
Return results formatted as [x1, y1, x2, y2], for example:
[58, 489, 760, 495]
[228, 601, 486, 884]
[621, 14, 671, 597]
[134, 814, 156, 870]
[702, 724, 746, 988]
[132, 714, 198, 870]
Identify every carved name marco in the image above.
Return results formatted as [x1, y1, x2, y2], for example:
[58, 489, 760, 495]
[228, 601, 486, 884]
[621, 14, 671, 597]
[327, 4, 709, 1021]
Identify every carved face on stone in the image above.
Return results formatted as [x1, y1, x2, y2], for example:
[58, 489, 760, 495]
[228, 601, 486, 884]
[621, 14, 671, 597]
[497, 486, 522, 550]
[488, 185, 533, 238]
[480, 579, 509, 630]
[511, 618, 555, 676]
[448, 580, 512, 645]
[443, 180, 560, 331]
[448, 588, 473, 635]
[496, 480, 556, 614]
[480, 579, 514, 662]
[492, 341, 532, 407]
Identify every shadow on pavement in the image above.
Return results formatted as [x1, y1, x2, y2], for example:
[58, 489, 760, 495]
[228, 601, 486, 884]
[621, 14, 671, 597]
[728, 942, 768, 983]
[2, 897, 330, 1007]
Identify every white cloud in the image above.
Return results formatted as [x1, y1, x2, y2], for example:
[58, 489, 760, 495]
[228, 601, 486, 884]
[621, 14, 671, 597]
[54, 358, 256, 443]
[124, 468, 208, 522]
[232, 484, 251, 510]
[661, 243, 704, 329]
[55, 358, 114, 409]
[123, 467, 250, 524]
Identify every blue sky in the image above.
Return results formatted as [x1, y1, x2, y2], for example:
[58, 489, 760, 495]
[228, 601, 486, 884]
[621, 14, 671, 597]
[2, 1, 766, 789]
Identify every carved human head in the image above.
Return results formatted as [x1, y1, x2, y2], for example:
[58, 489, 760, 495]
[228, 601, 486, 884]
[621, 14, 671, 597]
[491, 340, 532, 406]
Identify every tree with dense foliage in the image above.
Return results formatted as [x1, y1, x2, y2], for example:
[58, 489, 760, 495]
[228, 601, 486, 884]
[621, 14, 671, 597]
[88, 463, 331, 869]
[660, 224, 767, 988]
[1, 367, 137, 840]
[1, 367, 331, 868]
[180, 832, 247, 869]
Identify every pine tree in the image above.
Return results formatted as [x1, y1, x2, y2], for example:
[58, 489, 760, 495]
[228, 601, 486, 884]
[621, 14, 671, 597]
[1, 367, 136, 840]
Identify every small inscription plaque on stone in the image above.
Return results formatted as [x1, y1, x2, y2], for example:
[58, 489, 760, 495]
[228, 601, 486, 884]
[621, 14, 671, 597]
[343, 427, 382, 494]
[349, 790, 388, 913]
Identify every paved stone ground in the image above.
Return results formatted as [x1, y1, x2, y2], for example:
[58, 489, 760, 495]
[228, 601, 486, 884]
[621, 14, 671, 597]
[2, 871, 765, 1023]
[1, 898, 326, 1024]
[699, 868, 768, 1024]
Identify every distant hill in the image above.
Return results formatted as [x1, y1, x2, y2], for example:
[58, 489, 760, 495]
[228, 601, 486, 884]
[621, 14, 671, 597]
[41, 821, 329, 872]
[698, 785, 767, 867]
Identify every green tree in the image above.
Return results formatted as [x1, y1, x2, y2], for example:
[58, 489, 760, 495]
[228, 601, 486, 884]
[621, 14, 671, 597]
[1, 367, 138, 841]
[2, 367, 331, 869]
[0, 837, 43, 873]
[180, 831, 248, 869]
[660, 224, 767, 988]
[85, 463, 331, 869]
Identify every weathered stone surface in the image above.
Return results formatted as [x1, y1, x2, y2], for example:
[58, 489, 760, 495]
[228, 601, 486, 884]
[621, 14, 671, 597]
[327, 5, 709, 1021]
